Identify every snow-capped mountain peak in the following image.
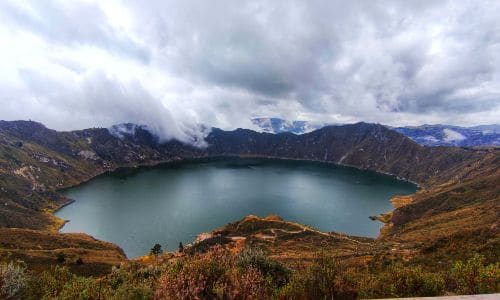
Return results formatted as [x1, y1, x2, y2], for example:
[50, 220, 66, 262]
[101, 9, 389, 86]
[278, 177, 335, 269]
[251, 118, 499, 147]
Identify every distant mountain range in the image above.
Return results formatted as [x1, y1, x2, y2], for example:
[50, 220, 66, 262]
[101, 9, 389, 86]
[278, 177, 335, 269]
[392, 124, 500, 147]
[251, 118, 500, 147]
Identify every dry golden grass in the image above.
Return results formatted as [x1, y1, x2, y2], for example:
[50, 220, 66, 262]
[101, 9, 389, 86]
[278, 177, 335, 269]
[0, 228, 126, 276]
[391, 195, 414, 208]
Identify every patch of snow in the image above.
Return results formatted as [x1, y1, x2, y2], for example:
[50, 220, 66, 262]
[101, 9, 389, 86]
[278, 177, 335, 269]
[443, 128, 466, 142]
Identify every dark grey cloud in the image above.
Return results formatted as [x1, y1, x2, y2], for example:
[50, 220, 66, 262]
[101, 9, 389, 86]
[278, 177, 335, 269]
[128, 0, 500, 117]
[0, 0, 499, 142]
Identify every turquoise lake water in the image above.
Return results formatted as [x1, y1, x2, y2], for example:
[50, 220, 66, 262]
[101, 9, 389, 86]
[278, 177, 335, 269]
[57, 158, 416, 257]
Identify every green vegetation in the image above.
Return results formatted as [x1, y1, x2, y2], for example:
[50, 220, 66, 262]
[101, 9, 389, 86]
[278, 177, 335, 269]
[75, 258, 83, 266]
[0, 261, 27, 299]
[449, 254, 500, 295]
[57, 253, 66, 264]
[149, 244, 163, 257]
[1, 249, 498, 299]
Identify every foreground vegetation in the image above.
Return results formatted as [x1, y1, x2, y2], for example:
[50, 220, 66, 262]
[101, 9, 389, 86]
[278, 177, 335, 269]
[1, 246, 498, 299]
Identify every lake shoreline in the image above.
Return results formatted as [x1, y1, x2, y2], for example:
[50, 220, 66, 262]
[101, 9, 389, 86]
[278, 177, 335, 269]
[56, 156, 417, 258]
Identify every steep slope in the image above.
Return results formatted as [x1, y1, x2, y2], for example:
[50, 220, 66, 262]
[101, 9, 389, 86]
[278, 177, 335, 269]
[207, 123, 486, 187]
[0, 121, 203, 229]
[382, 151, 499, 263]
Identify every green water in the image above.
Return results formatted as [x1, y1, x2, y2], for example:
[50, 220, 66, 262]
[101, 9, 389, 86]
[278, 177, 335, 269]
[57, 158, 416, 257]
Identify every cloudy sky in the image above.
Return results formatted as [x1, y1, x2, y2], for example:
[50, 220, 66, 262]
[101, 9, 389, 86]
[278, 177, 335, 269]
[0, 0, 499, 142]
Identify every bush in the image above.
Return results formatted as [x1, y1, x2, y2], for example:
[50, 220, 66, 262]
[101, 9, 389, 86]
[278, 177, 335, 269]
[59, 276, 101, 299]
[449, 254, 500, 295]
[57, 252, 66, 263]
[236, 247, 290, 288]
[23, 264, 157, 299]
[155, 245, 269, 299]
[0, 261, 28, 299]
[155, 246, 230, 299]
[104, 263, 160, 299]
[233, 266, 268, 299]
[4, 250, 498, 299]
[110, 282, 153, 300]
[75, 258, 84, 265]
[358, 262, 445, 298]
[24, 266, 74, 299]
[279, 253, 357, 299]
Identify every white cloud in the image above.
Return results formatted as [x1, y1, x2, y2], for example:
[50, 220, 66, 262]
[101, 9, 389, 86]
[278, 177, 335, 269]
[443, 128, 466, 142]
[0, 0, 499, 144]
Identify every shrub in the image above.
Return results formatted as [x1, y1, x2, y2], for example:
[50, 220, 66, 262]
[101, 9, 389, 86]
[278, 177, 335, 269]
[234, 266, 268, 299]
[449, 254, 500, 295]
[57, 252, 66, 263]
[24, 266, 74, 299]
[155, 246, 230, 299]
[279, 253, 357, 299]
[110, 282, 154, 300]
[59, 276, 101, 299]
[358, 262, 445, 298]
[7, 247, 498, 299]
[236, 247, 290, 288]
[24, 264, 158, 299]
[155, 245, 270, 299]
[0, 261, 28, 299]
[104, 263, 161, 299]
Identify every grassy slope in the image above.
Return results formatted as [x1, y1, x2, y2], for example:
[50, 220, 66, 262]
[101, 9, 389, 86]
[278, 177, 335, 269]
[0, 125, 127, 274]
[0, 228, 126, 276]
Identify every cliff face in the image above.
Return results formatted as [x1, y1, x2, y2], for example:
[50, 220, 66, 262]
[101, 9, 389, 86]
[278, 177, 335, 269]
[206, 123, 487, 187]
[0, 120, 498, 272]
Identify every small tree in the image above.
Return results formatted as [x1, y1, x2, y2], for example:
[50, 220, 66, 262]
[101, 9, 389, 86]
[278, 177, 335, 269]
[150, 244, 162, 257]
[57, 252, 66, 263]
[178, 242, 184, 253]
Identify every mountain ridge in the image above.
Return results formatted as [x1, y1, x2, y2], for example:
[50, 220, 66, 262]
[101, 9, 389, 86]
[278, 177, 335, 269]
[251, 117, 500, 147]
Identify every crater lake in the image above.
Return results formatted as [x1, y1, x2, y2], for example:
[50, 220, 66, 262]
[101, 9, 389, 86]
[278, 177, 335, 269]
[56, 158, 417, 257]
